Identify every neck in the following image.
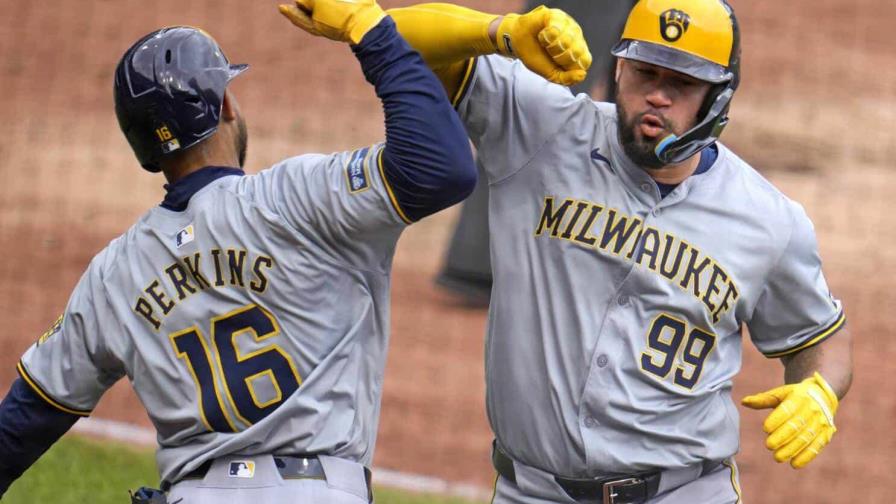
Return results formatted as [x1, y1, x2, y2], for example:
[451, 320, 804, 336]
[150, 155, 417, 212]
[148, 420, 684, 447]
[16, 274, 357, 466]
[644, 152, 701, 185]
[161, 136, 240, 184]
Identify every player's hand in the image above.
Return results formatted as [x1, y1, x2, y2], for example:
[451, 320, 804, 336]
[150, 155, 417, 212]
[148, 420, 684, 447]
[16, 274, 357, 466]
[495, 6, 592, 86]
[278, 0, 387, 45]
[741, 372, 839, 469]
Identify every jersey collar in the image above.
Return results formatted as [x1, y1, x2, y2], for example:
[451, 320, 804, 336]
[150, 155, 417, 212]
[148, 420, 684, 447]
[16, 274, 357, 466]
[655, 144, 718, 197]
[161, 166, 245, 211]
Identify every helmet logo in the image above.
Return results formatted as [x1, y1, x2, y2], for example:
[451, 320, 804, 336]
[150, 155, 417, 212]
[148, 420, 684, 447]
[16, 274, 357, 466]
[659, 9, 690, 42]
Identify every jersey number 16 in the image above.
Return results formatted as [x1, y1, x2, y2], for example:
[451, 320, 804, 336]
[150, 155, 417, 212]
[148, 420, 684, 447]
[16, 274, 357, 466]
[169, 303, 302, 432]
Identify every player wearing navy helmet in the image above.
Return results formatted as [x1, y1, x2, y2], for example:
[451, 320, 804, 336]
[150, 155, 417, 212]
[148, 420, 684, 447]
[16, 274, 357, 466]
[0, 0, 476, 501]
[386, 0, 854, 501]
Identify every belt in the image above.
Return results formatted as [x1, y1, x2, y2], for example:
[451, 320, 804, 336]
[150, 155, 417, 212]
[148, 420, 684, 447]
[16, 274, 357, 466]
[161, 455, 373, 501]
[492, 443, 715, 504]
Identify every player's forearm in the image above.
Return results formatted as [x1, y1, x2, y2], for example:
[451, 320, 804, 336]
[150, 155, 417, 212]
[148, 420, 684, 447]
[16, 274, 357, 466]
[0, 378, 80, 496]
[353, 17, 476, 221]
[781, 326, 854, 399]
[387, 4, 500, 68]
[388, 4, 503, 97]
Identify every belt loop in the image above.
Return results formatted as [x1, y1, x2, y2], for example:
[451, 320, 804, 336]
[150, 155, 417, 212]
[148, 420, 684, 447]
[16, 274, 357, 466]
[491, 441, 517, 484]
[317, 454, 373, 502]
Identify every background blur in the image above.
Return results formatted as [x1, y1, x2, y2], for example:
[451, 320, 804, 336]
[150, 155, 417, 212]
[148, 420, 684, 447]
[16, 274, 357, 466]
[0, 0, 893, 502]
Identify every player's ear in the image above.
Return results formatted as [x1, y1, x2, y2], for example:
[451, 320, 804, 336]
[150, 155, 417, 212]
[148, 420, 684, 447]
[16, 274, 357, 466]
[615, 59, 623, 84]
[221, 90, 239, 122]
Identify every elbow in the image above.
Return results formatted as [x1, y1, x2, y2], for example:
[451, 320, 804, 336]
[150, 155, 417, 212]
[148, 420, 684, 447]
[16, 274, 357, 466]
[436, 121, 478, 205]
[442, 151, 478, 206]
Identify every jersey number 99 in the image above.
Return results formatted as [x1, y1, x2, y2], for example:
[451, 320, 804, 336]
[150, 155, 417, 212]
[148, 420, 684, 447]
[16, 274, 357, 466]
[169, 304, 302, 432]
[640, 313, 716, 389]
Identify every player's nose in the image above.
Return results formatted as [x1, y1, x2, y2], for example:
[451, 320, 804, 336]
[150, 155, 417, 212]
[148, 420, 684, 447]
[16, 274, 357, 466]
[645, 86, 673, 109]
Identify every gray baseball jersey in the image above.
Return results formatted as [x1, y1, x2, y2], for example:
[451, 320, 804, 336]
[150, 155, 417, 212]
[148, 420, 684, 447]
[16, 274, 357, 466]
[18, 144, 409, 484]
[456, 55, 844, 477]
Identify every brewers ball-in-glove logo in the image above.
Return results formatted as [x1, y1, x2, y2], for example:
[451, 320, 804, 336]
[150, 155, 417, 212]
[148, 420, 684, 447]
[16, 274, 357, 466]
[659, 9, 690, 42]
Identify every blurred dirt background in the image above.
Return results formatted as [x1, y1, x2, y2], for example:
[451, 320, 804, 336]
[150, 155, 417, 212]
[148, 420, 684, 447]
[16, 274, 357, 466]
[0, 0, 893, 502]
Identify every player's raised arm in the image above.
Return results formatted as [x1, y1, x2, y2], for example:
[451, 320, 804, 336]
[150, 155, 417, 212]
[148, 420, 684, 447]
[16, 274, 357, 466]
[387, 3, 592, 99]
[279, 0, 477, 221]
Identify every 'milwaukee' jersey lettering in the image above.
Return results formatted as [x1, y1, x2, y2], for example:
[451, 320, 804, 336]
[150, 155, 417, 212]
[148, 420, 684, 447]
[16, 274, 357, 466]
[17, 145, 408, 484]
[456, 56, 845, 476]
[534, 198, 739, 323]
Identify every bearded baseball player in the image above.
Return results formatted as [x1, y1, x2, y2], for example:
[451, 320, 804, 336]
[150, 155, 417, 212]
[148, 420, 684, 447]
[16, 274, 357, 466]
[388, 0, 854, 502]
[0, 0, 477, 502]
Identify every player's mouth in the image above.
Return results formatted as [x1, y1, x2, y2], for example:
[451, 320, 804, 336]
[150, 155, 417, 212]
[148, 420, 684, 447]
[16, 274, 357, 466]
[638, 113, 666, 138]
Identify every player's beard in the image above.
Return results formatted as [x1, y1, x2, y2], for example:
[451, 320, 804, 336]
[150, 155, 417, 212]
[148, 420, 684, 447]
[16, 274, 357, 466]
[235, 113, 248, 168]
[616, 99, 675, 170]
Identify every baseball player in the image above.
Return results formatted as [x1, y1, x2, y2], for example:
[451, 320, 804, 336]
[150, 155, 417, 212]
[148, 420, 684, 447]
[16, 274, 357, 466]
[389, 0, 854, 502]
[0, 0, 476, 502]
[435, 0, 636, 308]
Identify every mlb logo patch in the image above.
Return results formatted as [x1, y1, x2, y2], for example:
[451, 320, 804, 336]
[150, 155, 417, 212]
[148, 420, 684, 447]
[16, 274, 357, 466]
[345, 147, 370, 193]
[175, 224, 195, 248]
[229, 461, 256, 478]
[162, 138, 181, 154]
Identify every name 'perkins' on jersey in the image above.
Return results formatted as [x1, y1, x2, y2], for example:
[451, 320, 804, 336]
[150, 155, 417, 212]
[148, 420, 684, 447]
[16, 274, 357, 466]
[18, 146, 410, 485]
[133, 247, 275, 330]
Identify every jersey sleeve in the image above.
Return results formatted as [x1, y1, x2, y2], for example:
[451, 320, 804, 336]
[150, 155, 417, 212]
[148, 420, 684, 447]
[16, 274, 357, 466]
[746, 204, 846, 358]
[18, 260, 125, 415]
[248, 143, 407, 269]
[454, 55, 583, 183]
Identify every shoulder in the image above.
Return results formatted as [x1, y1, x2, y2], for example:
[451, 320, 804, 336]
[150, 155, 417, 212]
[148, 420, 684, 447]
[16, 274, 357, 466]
[242, 154, 337, 183]
[715, 144, 815, 242]
[593, 101, 619, 128]
[717, 145, 800, 212]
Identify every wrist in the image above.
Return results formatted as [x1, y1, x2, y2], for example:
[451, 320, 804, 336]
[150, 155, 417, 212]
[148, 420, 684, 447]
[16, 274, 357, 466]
[487, 16, 503, 52]
[811, 371, 840, 409]
[494, 14, 519, 57]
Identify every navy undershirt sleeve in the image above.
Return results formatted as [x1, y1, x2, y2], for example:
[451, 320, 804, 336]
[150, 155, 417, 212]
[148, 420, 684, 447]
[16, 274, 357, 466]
[352, 17, 477, 222]
[0, 378, 80, 497]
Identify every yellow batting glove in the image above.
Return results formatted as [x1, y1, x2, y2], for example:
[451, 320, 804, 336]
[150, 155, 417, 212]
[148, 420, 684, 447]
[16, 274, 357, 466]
[278, 0, 386, 45]
[495, 6, 592, 87]
[741, 372, 839, 469]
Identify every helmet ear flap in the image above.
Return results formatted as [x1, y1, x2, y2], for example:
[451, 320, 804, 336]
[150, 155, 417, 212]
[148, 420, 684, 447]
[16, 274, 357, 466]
[698, 82, 726, 120]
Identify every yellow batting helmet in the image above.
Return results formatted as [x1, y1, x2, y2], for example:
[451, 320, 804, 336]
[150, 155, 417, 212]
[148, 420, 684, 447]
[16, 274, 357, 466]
[611, 0, 740, 164]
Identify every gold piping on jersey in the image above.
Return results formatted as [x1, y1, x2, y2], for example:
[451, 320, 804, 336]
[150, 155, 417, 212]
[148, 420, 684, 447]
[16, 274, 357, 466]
[376, 148, 414, 224]
[722, 459, 743, 503]
[16, 361, 91, 417]
[452, 57, 478, 107]
[763, 311, 846, 358]
[489, 472, 499, 504]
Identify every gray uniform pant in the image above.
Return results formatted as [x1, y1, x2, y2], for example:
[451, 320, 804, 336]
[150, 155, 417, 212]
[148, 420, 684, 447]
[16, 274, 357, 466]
[167, 454, 370, 504]
[492, 459, 742, 504]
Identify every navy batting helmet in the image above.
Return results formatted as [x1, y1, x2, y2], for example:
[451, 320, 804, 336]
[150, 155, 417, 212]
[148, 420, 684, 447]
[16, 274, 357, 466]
[114, 26, 248, 172]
